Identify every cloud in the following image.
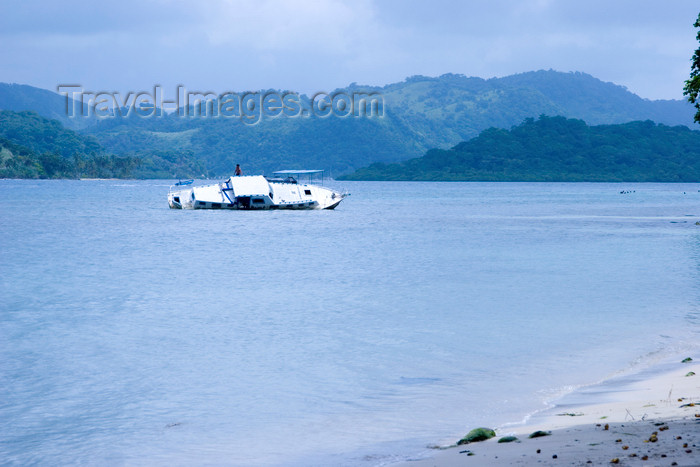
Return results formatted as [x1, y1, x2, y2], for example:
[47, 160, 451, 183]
[198, 0, 378, 53]
[0, 0, 187, 35]
[0, 0, 697, 99]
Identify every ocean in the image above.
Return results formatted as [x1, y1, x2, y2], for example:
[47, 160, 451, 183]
[1, 180, 699, 466]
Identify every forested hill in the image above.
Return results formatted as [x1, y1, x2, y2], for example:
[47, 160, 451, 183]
[0, 110, 206, 178]
[0, 110, 102, 157]
[340, 116, 700, 182]
[0, 83, 89, 129]
[81, 71, 698, 177]
[0, 70, 696, 178]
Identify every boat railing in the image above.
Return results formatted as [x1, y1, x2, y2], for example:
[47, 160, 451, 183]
[271, 170, 325, 185]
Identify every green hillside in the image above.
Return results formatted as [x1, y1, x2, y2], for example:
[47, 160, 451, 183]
[0, 110, 203, 179]
[0, 83, 89, 129]
[379, 71, 694, 145]
[83, 71, 694, 177]
[0, 135, 139, 179]
[0, 110, 102, 157]
[340, 116, 700, 182]
[0, 71, 697, 178]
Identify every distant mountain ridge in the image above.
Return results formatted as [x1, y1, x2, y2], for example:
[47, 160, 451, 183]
[493, 71, 689, 125]
[0, 70, 696, 177]
[371, 71, 694, 154]
[0, 83, 90, 129]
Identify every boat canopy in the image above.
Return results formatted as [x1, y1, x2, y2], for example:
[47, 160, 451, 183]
[226, 175, 271, 196]
[272, 170, 325, 183]
[272, 170, 324, 175]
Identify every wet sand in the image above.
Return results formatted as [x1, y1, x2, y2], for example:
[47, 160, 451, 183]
[396, 359, 700, 466]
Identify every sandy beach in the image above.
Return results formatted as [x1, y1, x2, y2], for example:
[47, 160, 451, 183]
[396, 358, 700, 466]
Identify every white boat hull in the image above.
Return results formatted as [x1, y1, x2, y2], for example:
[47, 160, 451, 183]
[168, 175, 347, 210]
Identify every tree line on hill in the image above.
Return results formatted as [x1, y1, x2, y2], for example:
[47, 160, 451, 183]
[0, 110, 208, 179]
[0, 136, 139, 179]
[340, 116, 700, 182]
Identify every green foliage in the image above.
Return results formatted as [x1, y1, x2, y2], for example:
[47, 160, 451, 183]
[87, 109, 419, 177]
[683, 12, 700, 124]
[0, 111, 139, 179]
[0, 110, 102, 156]
[341, 116, 700, 181]
[0, 137, 140, 179]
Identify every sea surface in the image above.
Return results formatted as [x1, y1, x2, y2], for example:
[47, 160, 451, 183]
[1, 180, 699, 466]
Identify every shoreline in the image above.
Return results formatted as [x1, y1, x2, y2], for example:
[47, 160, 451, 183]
[394, 357, 700, 466]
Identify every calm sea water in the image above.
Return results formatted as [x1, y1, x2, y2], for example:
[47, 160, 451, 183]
[1, 180, 700, 466]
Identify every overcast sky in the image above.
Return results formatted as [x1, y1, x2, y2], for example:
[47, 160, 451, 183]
[0, 0, 698, 100]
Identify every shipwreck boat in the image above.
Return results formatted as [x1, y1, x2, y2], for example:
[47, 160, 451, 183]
[168, 170, 348, 210]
